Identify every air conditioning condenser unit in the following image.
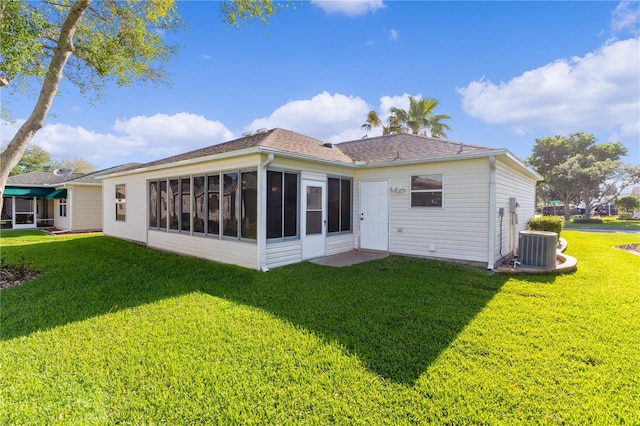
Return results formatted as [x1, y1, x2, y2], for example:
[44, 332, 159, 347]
[518, 230, 557, 268]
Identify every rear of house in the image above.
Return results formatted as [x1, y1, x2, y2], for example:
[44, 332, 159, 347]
[100, 129, 541, 271]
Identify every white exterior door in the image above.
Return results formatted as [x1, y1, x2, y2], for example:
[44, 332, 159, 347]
[301, 180, 326, 260]
[360, 181, 389, 251]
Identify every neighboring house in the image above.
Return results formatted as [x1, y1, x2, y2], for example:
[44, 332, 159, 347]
[99, 128, 542, 270]
[2, 164, 137, 231]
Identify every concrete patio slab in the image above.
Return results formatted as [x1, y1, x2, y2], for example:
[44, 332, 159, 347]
[309, 250, 389, 267]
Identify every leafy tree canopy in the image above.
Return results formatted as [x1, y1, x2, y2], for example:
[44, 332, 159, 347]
[9, 145, 55, 176]
[527, 133, 638, 219]
[361, 96, 451, 139]
[615, 196, 639, 213]
[0, 0, 286, 212]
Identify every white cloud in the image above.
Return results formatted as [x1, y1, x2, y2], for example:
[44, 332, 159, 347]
[378, 93, 419, 117]
[389, 29, 399, 41]
[2, 113, 234, 168]
[245, 91, 371, 142]
[458, 38, 640, 141]
[312, 0, 385, 17]
[612, 1, 640, 35]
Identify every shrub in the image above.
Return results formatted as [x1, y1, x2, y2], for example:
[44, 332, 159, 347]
[527, 216, 564, 236]
[573, 218, 604, 224]
[617, 213, 633, 220]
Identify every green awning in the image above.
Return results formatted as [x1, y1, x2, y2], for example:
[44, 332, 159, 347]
[46, 188, 67, 199]
[3, 187, 32, 197]
[3, 187, 55, 197]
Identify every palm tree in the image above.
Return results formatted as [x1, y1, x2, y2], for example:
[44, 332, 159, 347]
[389, 96, 451, 138]
[361, 110, 401, 136]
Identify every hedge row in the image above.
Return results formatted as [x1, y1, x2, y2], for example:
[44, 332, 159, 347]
[527, 216, 564, 236]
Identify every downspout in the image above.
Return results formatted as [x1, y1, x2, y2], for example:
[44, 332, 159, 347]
[487, 156, 497, 270]
[258, 153, 275, 271]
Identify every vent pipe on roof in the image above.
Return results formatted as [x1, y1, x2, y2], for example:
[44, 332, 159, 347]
[457, 142, 464, 154]
[322, 142, 333, 148]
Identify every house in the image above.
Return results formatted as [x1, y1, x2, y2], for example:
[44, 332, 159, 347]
[2, 164, 137, 232]
[99, 128, 542, 270]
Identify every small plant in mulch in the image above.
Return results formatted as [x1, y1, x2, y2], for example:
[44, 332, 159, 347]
[0, 254, 42, 289]
[614, 243, 640, 253]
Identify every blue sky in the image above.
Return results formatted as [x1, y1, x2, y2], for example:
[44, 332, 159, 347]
[3, 0, 639, 170]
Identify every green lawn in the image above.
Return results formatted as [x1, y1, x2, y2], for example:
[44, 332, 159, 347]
[1, 230, 639, 424]
[563, 216, 640, 231]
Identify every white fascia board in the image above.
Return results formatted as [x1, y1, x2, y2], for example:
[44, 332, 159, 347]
[98, 146, 263, 179]
[358, 149, 508, 168]
[502, 151, 544, 181]
[360, 149, 543, 181]
[257, 147, 357, 168]
[55, 182, 101, 187]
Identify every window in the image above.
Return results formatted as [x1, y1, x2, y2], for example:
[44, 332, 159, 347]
[149, 181, 158, 228]
[159, 180, 168, 228]
[115, 184, 126, 221]
[169, 179, 179, 230]
[59, 198, 67, 218]
[180, 177, 191, 232]
[240, 171, 257, 239]
[147, 171, 256, 241]
[266, 171, 298, 239]
[193, 176, 205, 234]
[328, 177, 352, 233]
[223, 172, 238, 237]
[207, 174, 220, 235]
[411, 174, 443, 207]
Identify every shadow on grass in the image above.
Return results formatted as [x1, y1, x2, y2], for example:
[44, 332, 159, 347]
[2, 235, 516, 385]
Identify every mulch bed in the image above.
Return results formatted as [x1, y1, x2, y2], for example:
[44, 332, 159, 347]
[0, 266, 42, 289]
[614, 243, 640, 254]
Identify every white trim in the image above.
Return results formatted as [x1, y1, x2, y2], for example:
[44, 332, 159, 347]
[487, 156, 497, 270]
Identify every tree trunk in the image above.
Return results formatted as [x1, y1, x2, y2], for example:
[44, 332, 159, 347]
[0, 0, 92, 214]
[563, 195, 572, 220]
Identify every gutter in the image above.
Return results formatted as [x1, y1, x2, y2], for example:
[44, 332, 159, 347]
[258, 153, 275, 272]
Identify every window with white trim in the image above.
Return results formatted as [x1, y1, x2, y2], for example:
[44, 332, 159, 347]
[327, 177, 352, 233]
[148, 171, 256, 241]
[59, 198, 67, 217]
[266, 171, 299, 240]
[115, 184, 126, 221]
[410, 174, 443, 207]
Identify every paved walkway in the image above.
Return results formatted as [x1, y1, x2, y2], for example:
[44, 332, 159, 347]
[309, 250, 389, 267]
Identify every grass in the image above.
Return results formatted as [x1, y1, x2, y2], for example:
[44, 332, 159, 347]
[1, 229, 639, 424]
[563, 216, 640, 231]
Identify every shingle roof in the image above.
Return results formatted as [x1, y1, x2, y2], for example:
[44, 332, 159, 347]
[128, 128, 353, 171]
[335, 133, 497, 164]
[118, 128, 500, 176]
[6, 170, 85, 186]
[68, 163, 141, 183]
[6, 163, 142, 186]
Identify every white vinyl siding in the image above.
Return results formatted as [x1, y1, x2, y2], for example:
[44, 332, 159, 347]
[102, 177, 148, 244]
[148, 231, 258, 269]
[103, 154, 263, 268]
[265, 240, 302, 269]
[494, 158, 538, 263]
[326, 233, 356, 256]
[72, 185, 103, 231]
[355, 158, 491, 263]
